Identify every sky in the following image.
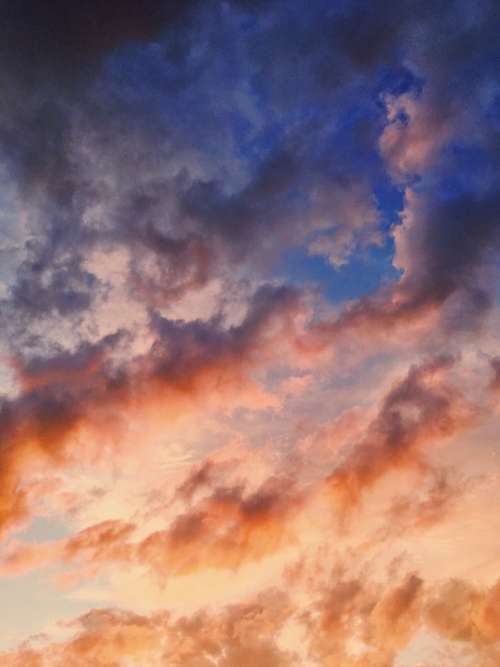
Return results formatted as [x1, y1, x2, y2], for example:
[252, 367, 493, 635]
[0, 1, 500, 665]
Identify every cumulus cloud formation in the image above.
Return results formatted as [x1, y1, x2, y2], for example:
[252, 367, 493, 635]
[0, 0, 499, 664]
[2, 572, 500, 667]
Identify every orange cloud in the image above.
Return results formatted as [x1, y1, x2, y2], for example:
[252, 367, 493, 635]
[0, 475, 305, 583]
[0, 285, 309, 537]
[138, 476, 305, 576]
[325, 356, 477, 512]
[426, 578, 500, 646]
[2, 567, 500, 667]
[0, 590, 297, 667]
[0, 356, 485, 587]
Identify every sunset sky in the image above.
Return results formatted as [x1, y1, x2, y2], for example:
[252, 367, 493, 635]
[0, 1, 500, 665]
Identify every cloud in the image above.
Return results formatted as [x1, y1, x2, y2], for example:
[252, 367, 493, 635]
[379, 91, 457, 180]
[0, 284, 308, 535]
[426, 578, 500, 646]
[326, 356, 476, 512]
[0, 519, 134, 579]
[0, 354, 485, 590]
[300, 177, 500, 363]
[3, 0, 498, 357]
[1, 553, 500, 666]
[0, 590, 298, 666]
[137, 476, 305, 576]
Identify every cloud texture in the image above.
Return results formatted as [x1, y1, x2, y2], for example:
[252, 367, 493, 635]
[0, 0, 500, 664]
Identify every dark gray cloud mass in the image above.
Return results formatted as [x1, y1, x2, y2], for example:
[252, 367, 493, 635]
[0, 0, 498, 357]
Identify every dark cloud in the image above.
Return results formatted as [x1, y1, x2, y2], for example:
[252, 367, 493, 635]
[1, 1, 199, 85]
[490, 357, 500, 394]
[0, 0, 204, 193]
[0, 1, 202, 329]
[1, 0, 498, 344]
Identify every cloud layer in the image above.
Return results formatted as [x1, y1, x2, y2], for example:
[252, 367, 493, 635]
[0, 0, 499, 664]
